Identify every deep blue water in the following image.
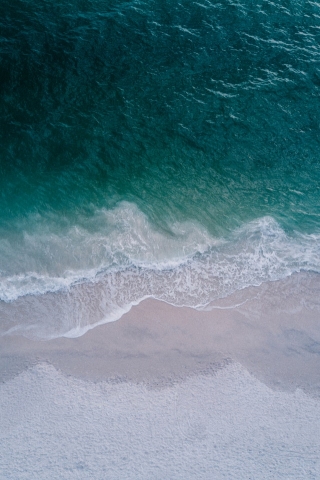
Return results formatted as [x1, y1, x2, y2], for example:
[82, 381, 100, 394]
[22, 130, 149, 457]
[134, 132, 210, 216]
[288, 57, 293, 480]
[1, 0, 320, 336]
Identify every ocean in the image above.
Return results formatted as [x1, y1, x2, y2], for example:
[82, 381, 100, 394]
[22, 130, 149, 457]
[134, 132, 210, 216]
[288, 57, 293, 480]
[1, 0, 320, 338]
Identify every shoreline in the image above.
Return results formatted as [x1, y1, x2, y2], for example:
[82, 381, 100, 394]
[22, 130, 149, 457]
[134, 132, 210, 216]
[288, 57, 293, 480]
[1, 271, 320, 395]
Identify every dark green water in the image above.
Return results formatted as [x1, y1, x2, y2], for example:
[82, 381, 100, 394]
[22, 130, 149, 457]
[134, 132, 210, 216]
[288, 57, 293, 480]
[1, 0, 320, 336]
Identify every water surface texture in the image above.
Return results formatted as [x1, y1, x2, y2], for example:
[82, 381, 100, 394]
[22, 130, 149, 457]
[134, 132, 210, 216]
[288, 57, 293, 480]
[1, 0, 320, 336]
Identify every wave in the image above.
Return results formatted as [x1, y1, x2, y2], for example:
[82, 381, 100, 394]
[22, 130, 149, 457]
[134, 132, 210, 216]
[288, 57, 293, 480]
[1, 202, 320, 338]
[0, 202, 214, 302]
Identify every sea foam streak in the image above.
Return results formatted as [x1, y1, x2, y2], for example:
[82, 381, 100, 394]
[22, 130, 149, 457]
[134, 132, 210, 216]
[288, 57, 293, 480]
[1, 202, 320, 338]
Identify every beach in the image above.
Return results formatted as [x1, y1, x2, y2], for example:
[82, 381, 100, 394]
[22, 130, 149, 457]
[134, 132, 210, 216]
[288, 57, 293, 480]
[1, 272, 320, 478]
[1, 0, 320, 476]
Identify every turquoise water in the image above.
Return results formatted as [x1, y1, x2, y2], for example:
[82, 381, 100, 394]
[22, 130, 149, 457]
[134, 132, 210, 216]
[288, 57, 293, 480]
[1, 0, 320, 336]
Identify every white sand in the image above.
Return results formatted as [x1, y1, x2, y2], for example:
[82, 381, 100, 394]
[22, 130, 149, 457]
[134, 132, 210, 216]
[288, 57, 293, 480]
[1, 272, 320, 478]
[1, 362, 320, 479]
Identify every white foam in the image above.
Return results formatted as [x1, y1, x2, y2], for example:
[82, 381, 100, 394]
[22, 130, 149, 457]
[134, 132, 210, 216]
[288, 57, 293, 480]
[1, 362, 320, 479]
[1, 204, 320, 338]
[1, 204, 320, 302]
